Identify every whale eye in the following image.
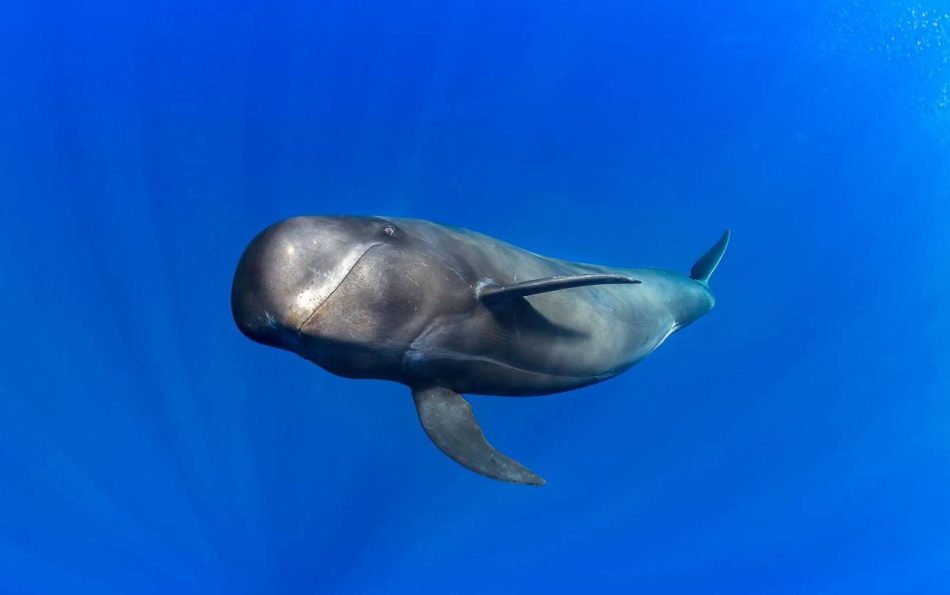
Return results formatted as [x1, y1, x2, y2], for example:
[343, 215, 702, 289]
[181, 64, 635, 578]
[382, 225, 396, 237]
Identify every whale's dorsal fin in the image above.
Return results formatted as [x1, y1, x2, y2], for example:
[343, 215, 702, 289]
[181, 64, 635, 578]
[412, 386, 546, 486]
[690, 229, 731, 285]
[478, 274, 640, 307]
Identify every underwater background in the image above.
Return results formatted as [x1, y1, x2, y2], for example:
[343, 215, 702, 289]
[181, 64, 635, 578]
[2, 0, 949, 592]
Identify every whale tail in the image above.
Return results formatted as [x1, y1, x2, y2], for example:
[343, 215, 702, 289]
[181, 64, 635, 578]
[690, 229, 730, 285]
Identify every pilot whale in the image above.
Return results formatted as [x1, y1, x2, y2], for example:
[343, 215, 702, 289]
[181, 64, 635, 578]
[231, 216, 729, 485]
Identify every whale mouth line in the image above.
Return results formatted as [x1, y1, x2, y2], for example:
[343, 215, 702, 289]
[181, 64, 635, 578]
[297, 243, 381, 333]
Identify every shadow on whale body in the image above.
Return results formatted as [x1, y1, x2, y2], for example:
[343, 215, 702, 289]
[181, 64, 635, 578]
[232, 215, 729, 486]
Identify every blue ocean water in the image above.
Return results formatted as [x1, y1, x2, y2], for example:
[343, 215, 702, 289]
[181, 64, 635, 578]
[2, 0, 949, 592]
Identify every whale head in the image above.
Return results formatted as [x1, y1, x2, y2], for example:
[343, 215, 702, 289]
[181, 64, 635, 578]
[231, 216, 393, 348]
[231, 216, 448, 378]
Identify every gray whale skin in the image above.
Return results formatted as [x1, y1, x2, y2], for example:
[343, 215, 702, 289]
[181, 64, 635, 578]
[232, 216, 729, 486]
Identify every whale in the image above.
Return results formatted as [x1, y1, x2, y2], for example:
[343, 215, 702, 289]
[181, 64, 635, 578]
[231, 216, 729, 485]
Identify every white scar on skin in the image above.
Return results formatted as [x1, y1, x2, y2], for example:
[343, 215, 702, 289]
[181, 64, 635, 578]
[295, 242, 381, 330]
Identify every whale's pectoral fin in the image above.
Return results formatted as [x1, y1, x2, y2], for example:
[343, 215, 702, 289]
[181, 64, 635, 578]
[478, 273, 640, 307]
[412, 386, 546, 486]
